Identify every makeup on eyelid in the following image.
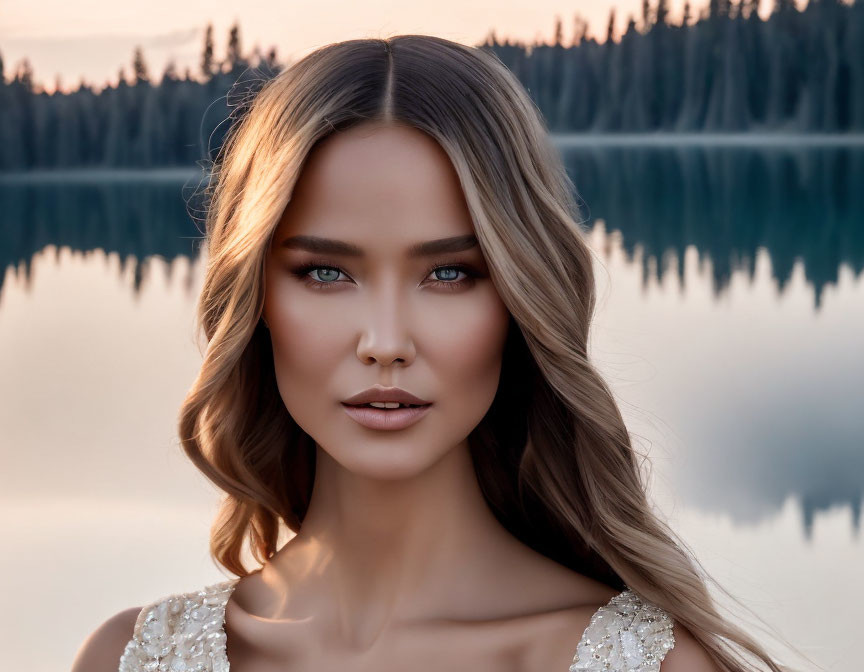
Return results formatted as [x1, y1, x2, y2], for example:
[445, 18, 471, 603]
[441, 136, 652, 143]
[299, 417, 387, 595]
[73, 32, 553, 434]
[286, 257, 485, 291]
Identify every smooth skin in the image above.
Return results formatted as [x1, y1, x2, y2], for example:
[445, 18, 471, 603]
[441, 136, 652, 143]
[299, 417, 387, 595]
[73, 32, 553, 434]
[72, 122, 718, 672]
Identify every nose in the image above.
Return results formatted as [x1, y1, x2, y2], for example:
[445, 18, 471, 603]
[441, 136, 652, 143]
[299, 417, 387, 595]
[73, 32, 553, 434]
[355, 292, 417, 366]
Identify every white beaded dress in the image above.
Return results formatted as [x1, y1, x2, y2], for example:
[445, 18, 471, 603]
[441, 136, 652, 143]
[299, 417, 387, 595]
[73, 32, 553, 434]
[117, 578, 676, 672]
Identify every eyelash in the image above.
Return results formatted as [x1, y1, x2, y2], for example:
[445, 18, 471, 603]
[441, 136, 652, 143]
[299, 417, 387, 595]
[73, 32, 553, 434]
[288, 258, 481, 292]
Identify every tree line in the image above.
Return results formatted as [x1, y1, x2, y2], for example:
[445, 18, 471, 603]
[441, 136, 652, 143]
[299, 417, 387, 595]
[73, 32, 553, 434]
[0, 0, 861, 171]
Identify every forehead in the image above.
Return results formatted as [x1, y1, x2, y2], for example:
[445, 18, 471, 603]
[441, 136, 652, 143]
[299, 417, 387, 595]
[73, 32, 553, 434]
[274, 122, 475, 243]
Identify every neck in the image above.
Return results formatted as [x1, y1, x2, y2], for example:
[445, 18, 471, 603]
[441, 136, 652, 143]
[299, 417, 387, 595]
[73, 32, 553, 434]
[257, 439, 523, 648]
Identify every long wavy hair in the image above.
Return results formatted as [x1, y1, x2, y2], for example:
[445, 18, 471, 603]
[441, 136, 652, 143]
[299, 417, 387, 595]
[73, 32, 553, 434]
[179, 34, 808, 672]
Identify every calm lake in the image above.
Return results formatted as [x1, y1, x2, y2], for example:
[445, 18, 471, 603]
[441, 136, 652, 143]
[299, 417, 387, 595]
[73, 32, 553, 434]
[0, 140, 860, 671]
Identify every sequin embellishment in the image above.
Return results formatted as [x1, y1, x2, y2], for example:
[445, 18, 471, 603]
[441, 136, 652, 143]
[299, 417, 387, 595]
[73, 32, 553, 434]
[117, 580, 672, 671]
[117, 578, 240, 672]
[569, 589, 676, 671]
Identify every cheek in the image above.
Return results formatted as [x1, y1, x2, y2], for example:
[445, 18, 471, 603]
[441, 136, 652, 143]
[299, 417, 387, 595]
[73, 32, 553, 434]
[270, 299, 343, 371]
[264, 265, 347, 366]
[263, 275, 348, 425]
[422, 287, 511, 418]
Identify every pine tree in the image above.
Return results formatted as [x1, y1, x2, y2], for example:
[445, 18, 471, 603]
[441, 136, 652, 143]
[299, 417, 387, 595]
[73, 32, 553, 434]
[657, 0, 669, 26]
[265, 47, 279, 71]
[553, 16, 563, 46]
[570, 14, 589, 46]
[163, 60, 178, 82]
[642, 0, 654, 32]
[16, 59, 34, 92]
[201, 23, 215, 79]
[606, 8, 617, 43]
[132, 46, 149, 84]
[226, 22, 243, 73]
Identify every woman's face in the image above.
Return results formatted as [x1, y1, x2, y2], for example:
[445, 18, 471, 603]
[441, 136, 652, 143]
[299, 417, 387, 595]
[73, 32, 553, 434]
[263, 122, 511, 480]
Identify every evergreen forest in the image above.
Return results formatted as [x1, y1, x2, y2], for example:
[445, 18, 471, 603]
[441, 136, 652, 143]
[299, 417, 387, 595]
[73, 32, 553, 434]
[0, 0, 860, 171]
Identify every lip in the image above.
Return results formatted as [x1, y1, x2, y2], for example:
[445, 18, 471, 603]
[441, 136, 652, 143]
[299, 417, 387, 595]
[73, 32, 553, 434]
[342, 385, 431, 406]
[341, 403, 432, 431]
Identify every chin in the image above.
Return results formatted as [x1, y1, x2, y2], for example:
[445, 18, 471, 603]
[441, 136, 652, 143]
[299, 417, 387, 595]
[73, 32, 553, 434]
[325, 440, 447, 481]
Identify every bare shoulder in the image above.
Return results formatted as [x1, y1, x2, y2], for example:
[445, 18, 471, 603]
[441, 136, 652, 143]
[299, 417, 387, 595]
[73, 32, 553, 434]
[661, 621, 722, 672]
[70, 606, 141, 672]
[512, 575, 620, 672]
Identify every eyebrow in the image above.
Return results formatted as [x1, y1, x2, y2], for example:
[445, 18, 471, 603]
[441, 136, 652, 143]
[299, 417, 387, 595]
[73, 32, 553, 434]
[278, 233, 479, 258]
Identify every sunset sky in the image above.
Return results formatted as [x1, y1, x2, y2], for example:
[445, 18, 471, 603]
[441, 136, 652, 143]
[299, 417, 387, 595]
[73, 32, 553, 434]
[0, 0, 759, 93]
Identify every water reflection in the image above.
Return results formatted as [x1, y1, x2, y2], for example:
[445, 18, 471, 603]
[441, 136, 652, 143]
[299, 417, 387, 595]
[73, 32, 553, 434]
[585, 226, 864, 541]
[0, 172, 205, 297]
[560, 144, 864, 310]
[2, 146, 862, 309]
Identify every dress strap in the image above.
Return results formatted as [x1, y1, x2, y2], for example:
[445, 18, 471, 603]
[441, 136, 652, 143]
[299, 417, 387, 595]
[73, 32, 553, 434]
[569, 588, 676, 671]
[117, 578, 240, 672]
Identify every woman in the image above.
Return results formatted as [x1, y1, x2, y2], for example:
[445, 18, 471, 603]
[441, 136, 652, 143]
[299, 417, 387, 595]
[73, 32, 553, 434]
[72, 35, 797, 672]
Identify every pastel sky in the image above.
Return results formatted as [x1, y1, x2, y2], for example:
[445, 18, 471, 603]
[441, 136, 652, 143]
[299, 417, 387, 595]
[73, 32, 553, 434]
[0, 0, 744, 93]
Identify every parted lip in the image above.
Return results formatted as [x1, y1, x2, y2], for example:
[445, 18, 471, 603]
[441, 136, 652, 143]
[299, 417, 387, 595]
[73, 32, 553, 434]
[342, 385, 432, 406]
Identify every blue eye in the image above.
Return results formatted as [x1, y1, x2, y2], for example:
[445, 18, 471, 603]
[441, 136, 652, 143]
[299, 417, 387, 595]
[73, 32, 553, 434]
[288, 260, 481, 292]
[308, 266, 342, 283]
